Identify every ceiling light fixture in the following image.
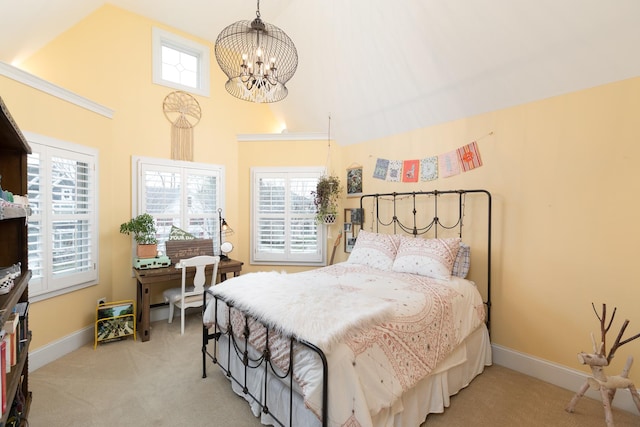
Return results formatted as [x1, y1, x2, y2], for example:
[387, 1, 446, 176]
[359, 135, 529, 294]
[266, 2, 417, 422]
[214, 0, 298, 103]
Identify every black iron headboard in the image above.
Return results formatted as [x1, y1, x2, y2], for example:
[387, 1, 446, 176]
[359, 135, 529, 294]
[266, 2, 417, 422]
[359, 189, 492, 333]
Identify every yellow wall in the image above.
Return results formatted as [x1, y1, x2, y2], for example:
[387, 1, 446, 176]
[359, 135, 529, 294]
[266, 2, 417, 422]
[0, 75, 115, 351]
[5, 4, 276, 348]
[3, 3, 640, 387]
[339, 76, 640, 382]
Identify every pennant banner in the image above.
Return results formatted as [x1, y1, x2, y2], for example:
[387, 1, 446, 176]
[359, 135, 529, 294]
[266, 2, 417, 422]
[420, 156, 438, 181]
[439, 150, 461, 178]
[372, 140, 484, 182]
[402, 159, 419, 182]
[387, 160, 403, 182]
[457, 141, 483, 171]
[373, 158, 389, 180]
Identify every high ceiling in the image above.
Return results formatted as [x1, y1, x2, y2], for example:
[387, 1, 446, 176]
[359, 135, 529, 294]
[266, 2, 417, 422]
[2, 1, 640, 145]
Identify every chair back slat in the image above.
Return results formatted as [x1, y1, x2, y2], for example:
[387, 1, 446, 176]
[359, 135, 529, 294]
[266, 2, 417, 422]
[178, 255, 221, 295]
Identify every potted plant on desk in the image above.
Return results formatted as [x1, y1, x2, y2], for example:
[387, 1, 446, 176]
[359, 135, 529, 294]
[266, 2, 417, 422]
[120, 213, 158, 259]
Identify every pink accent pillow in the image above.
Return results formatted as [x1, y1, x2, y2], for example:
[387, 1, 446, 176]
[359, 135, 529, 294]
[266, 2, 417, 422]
[392, 236, 461, 280]
[346, 230, 401, 271]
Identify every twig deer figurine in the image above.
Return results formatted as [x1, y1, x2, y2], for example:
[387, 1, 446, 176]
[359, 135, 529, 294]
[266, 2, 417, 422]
[565, 303, 640, 426]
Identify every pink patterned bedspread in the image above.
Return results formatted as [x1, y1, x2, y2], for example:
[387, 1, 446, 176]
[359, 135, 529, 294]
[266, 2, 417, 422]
[204, 262, 486, 427]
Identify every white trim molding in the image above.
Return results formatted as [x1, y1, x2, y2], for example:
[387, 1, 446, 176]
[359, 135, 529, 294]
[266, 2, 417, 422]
[492, 343, 638, 414]
[0, 61, 114, 119]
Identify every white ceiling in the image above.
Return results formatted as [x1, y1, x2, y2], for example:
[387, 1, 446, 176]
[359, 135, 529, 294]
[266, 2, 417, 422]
[2, 0, 640, 145]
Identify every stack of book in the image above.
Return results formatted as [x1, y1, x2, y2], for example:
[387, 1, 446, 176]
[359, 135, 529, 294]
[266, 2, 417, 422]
[0, 301, 29, 416]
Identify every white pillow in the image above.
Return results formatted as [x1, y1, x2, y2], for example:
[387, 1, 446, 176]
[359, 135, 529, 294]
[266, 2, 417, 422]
[392, 236, 461, 280]
[346, 230, 401, 271]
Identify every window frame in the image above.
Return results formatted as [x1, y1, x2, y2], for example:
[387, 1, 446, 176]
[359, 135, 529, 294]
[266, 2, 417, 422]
[132, 156, 225, 254]
[251, 166, 326, 266]
[152, 27, 210, 97]
[24, 131, 99, 302]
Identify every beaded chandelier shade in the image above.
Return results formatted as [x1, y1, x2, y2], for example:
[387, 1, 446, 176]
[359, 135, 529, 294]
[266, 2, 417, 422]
[214, 0, 298, 103]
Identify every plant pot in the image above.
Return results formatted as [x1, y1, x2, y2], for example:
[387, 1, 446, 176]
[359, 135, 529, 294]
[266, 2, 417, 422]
[323, 213, 337, 224]
[137, 243, 158, 259]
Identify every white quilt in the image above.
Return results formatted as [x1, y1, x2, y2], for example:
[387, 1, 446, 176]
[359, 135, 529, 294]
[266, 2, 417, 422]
[203, 263, 486, 427]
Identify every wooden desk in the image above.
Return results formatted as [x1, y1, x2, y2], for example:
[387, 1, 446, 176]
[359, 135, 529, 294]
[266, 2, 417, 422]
[134, 258, 243, 342]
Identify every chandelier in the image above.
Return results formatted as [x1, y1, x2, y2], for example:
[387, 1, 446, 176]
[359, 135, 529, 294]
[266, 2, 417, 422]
[214, 0, 298, 103]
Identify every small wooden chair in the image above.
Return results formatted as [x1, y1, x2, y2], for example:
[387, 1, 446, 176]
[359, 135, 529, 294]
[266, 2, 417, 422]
[163, 255, 220, 335]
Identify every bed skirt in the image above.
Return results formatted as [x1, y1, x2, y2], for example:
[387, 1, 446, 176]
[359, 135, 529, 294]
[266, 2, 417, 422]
[214, 324, 491, 427]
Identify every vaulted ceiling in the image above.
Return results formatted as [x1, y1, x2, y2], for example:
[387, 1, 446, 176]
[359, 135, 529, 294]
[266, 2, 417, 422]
[2, 1, 640, 145]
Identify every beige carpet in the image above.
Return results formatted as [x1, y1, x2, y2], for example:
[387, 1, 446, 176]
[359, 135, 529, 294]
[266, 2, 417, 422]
[29, 312, 640, 426]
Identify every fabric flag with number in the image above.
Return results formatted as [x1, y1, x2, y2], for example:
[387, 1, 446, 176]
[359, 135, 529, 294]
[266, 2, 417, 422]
[439, 151, 460, 178]
[457, 141, 483, 172]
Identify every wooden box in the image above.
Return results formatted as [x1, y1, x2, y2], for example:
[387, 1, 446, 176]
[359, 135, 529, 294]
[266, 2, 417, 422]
[165, 239, 214, 264]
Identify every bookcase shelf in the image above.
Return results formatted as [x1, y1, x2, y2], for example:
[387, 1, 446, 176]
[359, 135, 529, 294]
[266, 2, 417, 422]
[0, 332, 31, 426]
[0, 96, 32, 426]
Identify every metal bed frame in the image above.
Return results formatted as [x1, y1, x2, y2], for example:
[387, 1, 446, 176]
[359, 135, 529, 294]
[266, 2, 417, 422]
[359, 189, 492, 331]
[201, 189, 492, 427]
[202, 294, 329, 427]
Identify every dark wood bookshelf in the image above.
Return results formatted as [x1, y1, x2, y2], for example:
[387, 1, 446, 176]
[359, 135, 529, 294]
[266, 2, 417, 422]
[0, 96, 32, 425]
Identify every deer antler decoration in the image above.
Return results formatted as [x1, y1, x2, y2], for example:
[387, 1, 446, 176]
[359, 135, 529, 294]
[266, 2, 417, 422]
[566, 303, 640, 427]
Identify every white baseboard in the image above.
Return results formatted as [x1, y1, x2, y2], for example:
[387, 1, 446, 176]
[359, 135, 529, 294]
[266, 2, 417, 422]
[30, 305, 171, 372]
[29, 325, 94, 372]
[492, 343, 637, 414]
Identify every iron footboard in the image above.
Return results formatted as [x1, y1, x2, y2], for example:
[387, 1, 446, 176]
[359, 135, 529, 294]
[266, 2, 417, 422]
[202, 290, 329, 427]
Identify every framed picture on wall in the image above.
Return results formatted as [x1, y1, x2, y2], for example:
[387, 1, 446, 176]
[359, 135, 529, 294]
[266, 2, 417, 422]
[345, 236, 356, 253]
[345, 208, 364, 226]
[344, 209, 363, 252]
[344, 222, 354, 252]
[346, 166, 363, 198]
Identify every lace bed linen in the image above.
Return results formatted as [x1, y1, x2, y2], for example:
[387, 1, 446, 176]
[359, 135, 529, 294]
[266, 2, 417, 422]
[203, 262, 486, 427]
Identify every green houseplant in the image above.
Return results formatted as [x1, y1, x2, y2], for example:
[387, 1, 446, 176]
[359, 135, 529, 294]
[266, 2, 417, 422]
[120, 213, 158, 258]
[312, 175, 342, 224]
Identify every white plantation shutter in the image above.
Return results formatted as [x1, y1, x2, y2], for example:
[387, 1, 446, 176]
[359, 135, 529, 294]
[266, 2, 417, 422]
[27, 137, 98, 300]
[252, 167, 325, 265]
[136, 157, 223, 254]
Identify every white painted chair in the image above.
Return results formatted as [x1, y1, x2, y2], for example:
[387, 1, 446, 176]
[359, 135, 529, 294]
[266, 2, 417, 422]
[162, 255, 220, 335]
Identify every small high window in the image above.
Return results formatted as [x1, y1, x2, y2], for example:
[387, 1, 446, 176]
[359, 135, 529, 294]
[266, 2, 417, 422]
[152, 28, 210, 97]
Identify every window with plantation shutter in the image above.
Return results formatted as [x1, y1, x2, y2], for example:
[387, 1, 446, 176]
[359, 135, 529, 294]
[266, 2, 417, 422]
[134, 157, 224, 255]
[26, 134, 99, 301]
[251, 167, 325, 265]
